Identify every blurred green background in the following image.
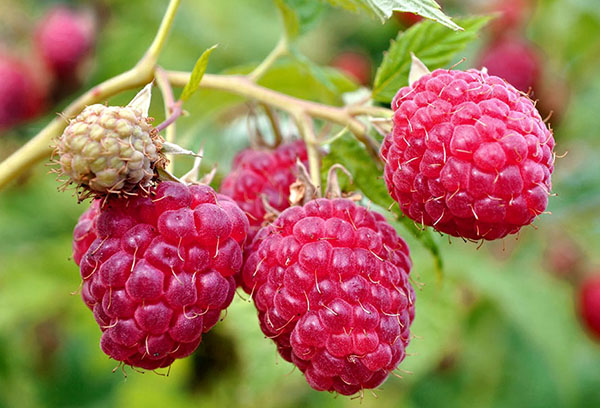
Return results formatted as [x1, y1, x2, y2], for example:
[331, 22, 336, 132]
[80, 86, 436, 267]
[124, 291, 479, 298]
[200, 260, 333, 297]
[1, 0, 600, 407]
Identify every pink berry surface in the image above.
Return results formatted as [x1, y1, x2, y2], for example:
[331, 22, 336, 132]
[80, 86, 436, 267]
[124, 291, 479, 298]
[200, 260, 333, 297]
[578, 276, 600, 341]
[242, 198, 414, 395]
[479, 37, 540, 93]
[0, 54, 46, 129]
[73, 181, 248, 369]
[219, 140, 308, 241]
[35, 6, 95, 79]
[381, 68, 554, 240]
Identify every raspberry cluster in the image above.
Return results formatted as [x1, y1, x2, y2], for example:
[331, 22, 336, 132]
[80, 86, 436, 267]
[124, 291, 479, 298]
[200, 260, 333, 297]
[381, 68, 554, 240]
[219, 141, 308, 241]
[479, 36, 540, 93]
[73, 181, 248, 369]
[242, 198, 414, 395]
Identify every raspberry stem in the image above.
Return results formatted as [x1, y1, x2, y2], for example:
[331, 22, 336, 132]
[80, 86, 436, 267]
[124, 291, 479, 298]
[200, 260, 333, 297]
[248, 37, 289, 82]
[155, 66, 178, 140]
[346, 105, 393, 118]
[168, 71, 381, 161]
[294, 113, 321, 187]
[142, 0, 181, 65]
[155, 66, 179, 172]
[0, 0, 388, 192]
[260, 104, 283, 147]
[155, 102, 183, 134]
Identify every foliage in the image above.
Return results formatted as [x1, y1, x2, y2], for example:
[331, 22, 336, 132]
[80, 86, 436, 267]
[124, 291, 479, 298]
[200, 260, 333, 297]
[180, 45, 218, 101]
[322, 0, 460, 29]
[373, 15, 491, 102]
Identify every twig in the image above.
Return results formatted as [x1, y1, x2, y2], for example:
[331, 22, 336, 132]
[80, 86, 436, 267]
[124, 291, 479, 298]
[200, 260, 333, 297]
[168, 72, 378, 158]
[294, 114, 321, 187]
[248, 37, 288, 82]
[262, 104, 283, 147]
[154, 66, 179, 171]
[347, 105, 393, 118]
[144, 0, 181, 63]
[155, 101, 183, 133]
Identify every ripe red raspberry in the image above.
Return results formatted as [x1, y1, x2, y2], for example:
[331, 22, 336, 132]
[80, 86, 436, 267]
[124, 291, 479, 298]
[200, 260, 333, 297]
[0, 53, 46, 129]
[484, 0, 533, 36]
[219, 141, 308, 241]
[393, 11, 424, 27]
[479, 36, 541, 93]
[35, 6, 95, 80]
[331, 52, 372, 86]
[73, 181, 248, 370]
[542, 233, 584, 281]
[242, 198, 414, 395]
[393, 1, 444, 28]
[381, 68, 554, 240]
[577, 275, 600, 341]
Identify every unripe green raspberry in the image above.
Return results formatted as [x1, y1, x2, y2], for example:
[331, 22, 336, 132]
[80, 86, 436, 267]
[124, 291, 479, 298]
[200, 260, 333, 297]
[56, 104, 165, 198]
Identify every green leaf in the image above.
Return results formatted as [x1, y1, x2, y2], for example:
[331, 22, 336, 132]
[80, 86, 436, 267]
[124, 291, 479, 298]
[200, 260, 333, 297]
[180, 44, 218, 102]
[275, 0, 323, 39]
[322, 0, 460, 30]
[287, 46, 359, 102]
[373, 15, 491, 102]
[246, 55, 358, 105]
[322, 133, 443, 271]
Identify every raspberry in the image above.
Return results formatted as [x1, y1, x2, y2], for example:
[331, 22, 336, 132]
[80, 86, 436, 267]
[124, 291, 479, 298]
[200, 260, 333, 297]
[242, 198, 414, 395]
[578, 275, 600, 341]
[394, 11, 424, 27]
[393, 1, 444, 28]
[56, 103, 165, 197]
[543, 233, 584, 281]
[73, 198, 100, 266]
[331, 52, 372, 86]
[381, 68, 554, 240]
[35, 6, 95, 80]
[484, 0, 533, 36]
[479, 36, 541, 93]
[219, 141, 308, 241]
[73, 181, 248, 369]
[0, 53, 46, 129]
